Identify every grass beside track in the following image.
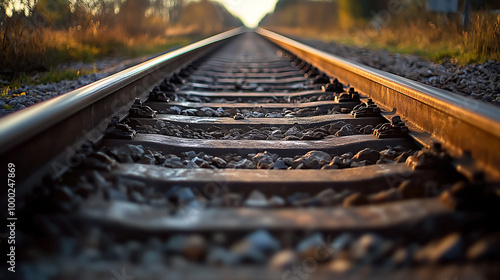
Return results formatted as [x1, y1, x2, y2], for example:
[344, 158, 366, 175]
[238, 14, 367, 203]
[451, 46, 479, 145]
[0, 31, 195, 94]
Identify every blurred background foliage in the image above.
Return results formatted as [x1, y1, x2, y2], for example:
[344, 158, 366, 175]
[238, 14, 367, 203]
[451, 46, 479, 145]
[1, 0, 499, 75]
[260, 0, 500, 64]
[0, 0, 242, 73]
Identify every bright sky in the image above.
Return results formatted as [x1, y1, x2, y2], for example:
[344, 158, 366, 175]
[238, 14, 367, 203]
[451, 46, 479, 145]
[215, 0, 279, 27]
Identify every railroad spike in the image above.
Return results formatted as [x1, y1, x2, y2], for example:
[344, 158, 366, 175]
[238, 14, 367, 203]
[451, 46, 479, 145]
[149, 87, 171, 103]
[159, 80, 178, 92]
[335, 87, 361, 103]
[129, 98, 157, 118]
[373, 115, 409, 138]
[312, 73, 331, 84]
[169, 73, 186, 85]
[104, 120, 136, 140]
[351, 99, 381, 118]
[322, 78, 345, 93]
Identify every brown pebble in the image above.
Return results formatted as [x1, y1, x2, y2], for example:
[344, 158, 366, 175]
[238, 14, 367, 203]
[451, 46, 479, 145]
[343, 193, 367, 207]
[467, 234, 500, 261]
[398, 180, 426, 199]
[182, 235, 207, 261]
[269, 250, 298, 270]
[321, 163, 339, 169]
[395, 151, 411, 163]
[352, 148, 380, 164]
[369, 188, 401, 204]
[329, 258, 353, 273]
[415, 233, 463, 263]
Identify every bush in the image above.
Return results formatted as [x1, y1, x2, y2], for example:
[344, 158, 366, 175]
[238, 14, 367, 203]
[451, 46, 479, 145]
[0, 14, 49, 72]
[463, 13, 500, 63]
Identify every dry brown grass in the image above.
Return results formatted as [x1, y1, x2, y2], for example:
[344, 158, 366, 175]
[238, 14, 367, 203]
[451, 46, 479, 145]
[463, 13, 500, 63]
[0, 18, 197, 74]
[0, 16, 48, 72]
[267, 12, 500, 65]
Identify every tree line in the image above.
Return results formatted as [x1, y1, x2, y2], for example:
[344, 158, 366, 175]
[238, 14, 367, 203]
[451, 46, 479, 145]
[260, 0, 500, 31]
[0, 0, 242, 72]
[1, 0, 241, 37]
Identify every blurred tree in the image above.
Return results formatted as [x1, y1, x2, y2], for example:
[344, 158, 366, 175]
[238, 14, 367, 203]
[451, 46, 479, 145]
[177, 0, 213, 33]
[1, 2, 6, 24]
[34, 0, 72, 28]
[90, 0, 121, 29]
[71, 1, 94, 28]
[214, 1, 242, 27]
[119, 0, 150, 35]
[147, 0, 183, 23]
[275, 0, 300, 10]
[261, 0, 338, 30]
[177, 0, 240, 34]
[338, 0, 381, 30]
[471, 0, 497, 9]
[338, 0, 359, 29]
[166, 0, 183, 24]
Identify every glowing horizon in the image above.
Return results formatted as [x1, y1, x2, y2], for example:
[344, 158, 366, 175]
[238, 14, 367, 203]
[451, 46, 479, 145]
[4, 0, 279, 28]
[214, 0, 278, 28]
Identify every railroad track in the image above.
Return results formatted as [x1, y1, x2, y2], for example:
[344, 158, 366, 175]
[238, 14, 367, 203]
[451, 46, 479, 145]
[1, 28, 500, 279]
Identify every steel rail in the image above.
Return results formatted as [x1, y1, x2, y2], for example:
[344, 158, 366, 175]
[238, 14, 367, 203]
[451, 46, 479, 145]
[0, 27, 246, 191]
[257, 28, 500, 179]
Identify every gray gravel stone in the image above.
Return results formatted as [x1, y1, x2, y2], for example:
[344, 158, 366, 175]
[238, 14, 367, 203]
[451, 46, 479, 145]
[335, 124, 356, 137]
[296, 233, 329, 260]
[271, 159, 288, 169]
[230, 230, 280, 263]
[294, 150, 332, 169]
[208, 247, 238, 265]
[244, 230, 281, 255]
[234, 158, 255, 169]
[331, 233, 354, 258]
[244, 190, 269, 208]
[269, 195, 286, 207]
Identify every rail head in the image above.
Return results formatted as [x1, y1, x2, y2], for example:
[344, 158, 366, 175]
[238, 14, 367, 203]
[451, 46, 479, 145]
[257, 27, 500, 179]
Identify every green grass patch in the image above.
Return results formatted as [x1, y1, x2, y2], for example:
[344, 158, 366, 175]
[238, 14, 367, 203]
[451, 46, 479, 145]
[1, 73, 32, 93]
[0, 68, 97, 96]
[38, 69, 96, 84]
[1, 87, 11, 98]
[316, 34, 490, 66]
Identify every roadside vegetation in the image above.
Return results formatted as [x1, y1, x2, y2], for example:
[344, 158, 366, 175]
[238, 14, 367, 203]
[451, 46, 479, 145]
[0, 0, 241, 91]
[260, 0, 500, 65]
